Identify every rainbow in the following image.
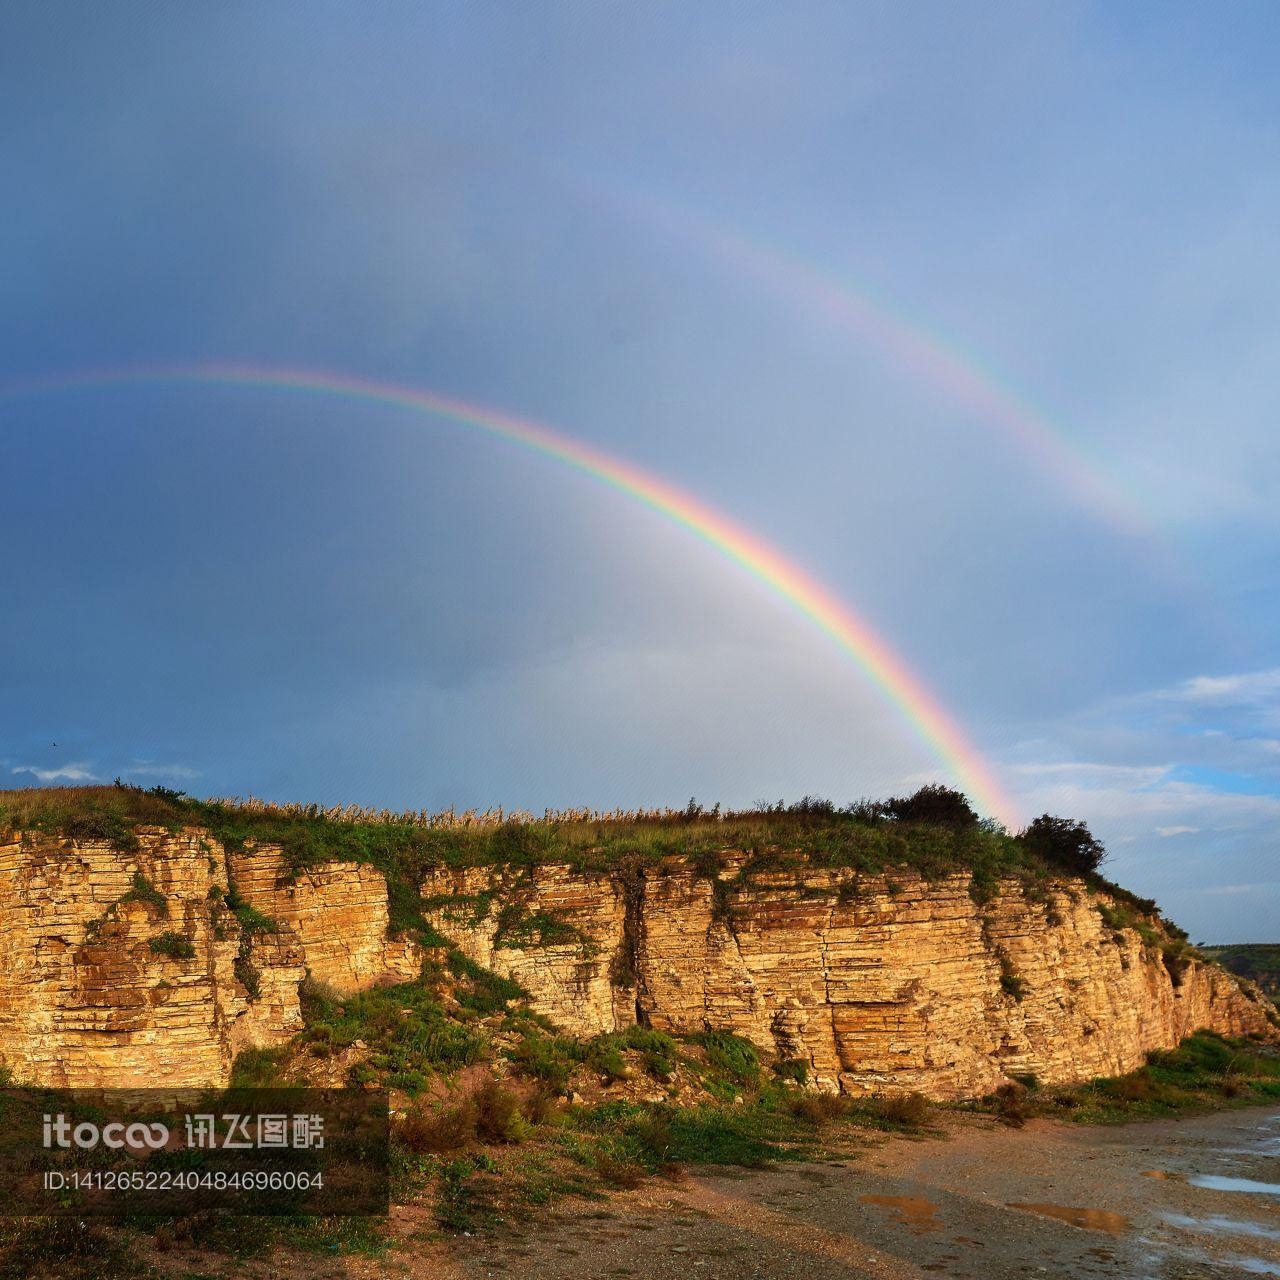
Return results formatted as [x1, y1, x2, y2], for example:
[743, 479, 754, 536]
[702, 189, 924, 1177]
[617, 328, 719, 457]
[592, 182, 1154, 542]
[1, 362, 1020, 826]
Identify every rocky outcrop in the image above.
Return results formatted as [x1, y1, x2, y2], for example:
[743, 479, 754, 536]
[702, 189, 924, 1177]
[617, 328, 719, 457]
[229, 846, 421, 996]
[421, 864, 634, 1036]
[421, 857, 1275, 1098]
[0, 829, 421, 1088]
[0, 828, 303, 1088]
[0, 824, 1270, 1098]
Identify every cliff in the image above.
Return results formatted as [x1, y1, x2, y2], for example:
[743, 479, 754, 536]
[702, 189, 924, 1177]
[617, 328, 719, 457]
[0, 829, 417, 1088]
[0, 818, 1272, 1095]
[422, 857, 1275, 1098]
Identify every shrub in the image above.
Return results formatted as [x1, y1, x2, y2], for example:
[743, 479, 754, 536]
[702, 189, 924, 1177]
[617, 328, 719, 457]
[234, 953, 262, 999]
[522, 1085, 560, 1126]
[230, 1046, 287, 1087]
[881, 785, 978, 828]
[509, 1033, 580, 1092]
[148, 931, 196, 960]
[1162, 941, 1192, 988]
[121, 871, 167, 916]
[693, 1031, 760, 1086]
[990, 1081, 1028, 1126]
[64, 808, 141, 852]
[871, 1091, 932, 1128]
[397, 1098, 478, 1154]
[1020, 814, 1106, 876]
[472, 1078, 527, 1143]
[1000, 972, 1027, 1001]
[301, 977, 486, 1092]
[788, 1092, 851, 1124]
[773, 1057, 809, 1085]
[595, 1154, 645, 1188]
[584, 1026, 680, 1083]
[224, 885, 278, 936]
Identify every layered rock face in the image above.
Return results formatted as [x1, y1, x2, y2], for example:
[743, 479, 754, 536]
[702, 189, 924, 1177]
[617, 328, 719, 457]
[229, 846, 421, 996]
[0, 828, 303, 1088]
[422, 858, 1275, 1098]
[0, 826, 1270, 1096]
[0, 830, 419, 1087]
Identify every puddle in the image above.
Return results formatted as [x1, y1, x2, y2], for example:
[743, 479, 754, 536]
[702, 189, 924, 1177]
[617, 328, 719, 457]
[1164, 1212, 1280, 1241]
[1007, 1202, 1131, 1233]
[859, 1194, 941, 1233]
[1220, 1260, 1280, 1277]
[1190, 1175, 1280, 1195]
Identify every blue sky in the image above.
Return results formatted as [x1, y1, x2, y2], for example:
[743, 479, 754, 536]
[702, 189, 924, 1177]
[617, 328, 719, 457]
[2, 3, 1278, 940]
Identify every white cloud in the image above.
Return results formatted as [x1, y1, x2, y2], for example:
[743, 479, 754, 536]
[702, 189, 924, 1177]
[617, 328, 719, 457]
[11, 762, 100, 783]
[124, 762, 199, 780]
[1006, 760, 1171, 788]
[1155, 825, 1198, 837]
[1203, 882, 1280, 897]
[1160, 668, 1280, 707]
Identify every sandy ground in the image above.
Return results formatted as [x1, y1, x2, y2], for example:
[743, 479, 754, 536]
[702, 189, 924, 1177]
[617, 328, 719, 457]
[431, 1106, 1280, 1280]
[188, 1105, 1280, 1280]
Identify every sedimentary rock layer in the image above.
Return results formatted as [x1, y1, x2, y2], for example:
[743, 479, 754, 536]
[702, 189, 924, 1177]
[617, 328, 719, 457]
[421, 858, 1275, 1098]
[229, 845, 421, 996]
[0, 828, 302, 1088]
[0, 830, 419, 1087]
[0, 826, 1270, 1095]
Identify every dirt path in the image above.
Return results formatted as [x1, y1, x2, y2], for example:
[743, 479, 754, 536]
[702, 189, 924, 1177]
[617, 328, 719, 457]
[435, 1105, 1280, 1280]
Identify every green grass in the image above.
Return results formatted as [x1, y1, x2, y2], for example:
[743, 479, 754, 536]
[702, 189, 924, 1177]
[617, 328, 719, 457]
[300, 977, 486, 1093]
[121, 871, 167, 916]
[981, 1030, 1280, 1125]
[148, 930, 196, 960]
[229, 1045, 292, 1087]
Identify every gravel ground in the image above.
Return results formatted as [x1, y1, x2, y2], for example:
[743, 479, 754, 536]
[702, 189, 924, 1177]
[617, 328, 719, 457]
[194, 1105, 1279, 1279]
[432, 1105, 1280, 1280]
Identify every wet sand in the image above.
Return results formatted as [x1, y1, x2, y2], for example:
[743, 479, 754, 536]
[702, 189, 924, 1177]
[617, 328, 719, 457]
[429, 1105, 1280, 1280]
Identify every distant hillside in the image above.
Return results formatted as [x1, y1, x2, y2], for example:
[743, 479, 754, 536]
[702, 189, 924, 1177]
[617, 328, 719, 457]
[1204, 944, 1280, 1005]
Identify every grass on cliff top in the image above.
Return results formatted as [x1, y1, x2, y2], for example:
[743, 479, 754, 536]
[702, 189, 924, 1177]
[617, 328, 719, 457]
[0, 782, 1157, 921]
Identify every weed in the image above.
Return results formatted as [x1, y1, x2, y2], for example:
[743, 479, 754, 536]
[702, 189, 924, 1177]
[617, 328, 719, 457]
[869, 1091, 933, 1128]
[692, 1031, 760, 1087]
[121, 871, 167, 916]
[148, 931, 196, 960]
[788, 1092, 851, 1124]
[773, 1057, 809, 1085]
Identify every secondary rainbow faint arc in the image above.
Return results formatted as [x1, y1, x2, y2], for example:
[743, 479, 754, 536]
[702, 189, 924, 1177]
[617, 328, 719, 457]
[2, 362, 1020, 827]
[595, 182, 1151, 541]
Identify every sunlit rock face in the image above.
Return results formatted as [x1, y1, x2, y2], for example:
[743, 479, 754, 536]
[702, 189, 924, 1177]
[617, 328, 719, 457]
[228, 846, 421, 997]
[0, 828, 303, 1088]
[422, 858, 1276, 1098]
[0, 830, 418, 1088]
[0, 829, 1270, 1094]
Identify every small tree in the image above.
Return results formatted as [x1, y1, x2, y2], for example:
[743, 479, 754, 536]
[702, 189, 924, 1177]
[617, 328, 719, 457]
[1020, 814, 1106, 875]
[881, 784, 979, 828]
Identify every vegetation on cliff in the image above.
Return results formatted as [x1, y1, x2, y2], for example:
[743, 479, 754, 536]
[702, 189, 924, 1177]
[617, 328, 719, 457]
[1203, 943, 1280, 1005]
[0, 780, 1147, 932]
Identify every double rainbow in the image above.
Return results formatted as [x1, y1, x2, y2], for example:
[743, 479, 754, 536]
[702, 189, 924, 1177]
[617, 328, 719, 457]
[593, 181, 1153, 543]
[2, 363, 1019, 827]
